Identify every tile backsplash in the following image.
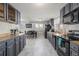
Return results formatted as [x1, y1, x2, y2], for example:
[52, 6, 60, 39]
[63, 24, 79, 33]
[54, 17, 79, 33]
[0, 22, 16, 34]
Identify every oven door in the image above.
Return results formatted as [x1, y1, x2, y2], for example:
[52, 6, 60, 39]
[56, 36, 69, 56]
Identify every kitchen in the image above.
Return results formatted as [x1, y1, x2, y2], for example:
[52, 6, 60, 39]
[0, 3, 79, 56]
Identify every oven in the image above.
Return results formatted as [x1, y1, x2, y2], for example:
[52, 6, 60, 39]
[56, 36, 70, 56]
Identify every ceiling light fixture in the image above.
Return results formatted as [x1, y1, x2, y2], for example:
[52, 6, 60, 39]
[35, 3, 44, 6]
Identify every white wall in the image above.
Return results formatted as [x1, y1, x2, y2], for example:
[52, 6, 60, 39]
[54, 16, 79, 33]
[25, 22, 45, 32]
[54, 17, 61, 32]
[32, 23, 45, 31]
[63, 24, 79, 33]
[0, 22, 17, 34]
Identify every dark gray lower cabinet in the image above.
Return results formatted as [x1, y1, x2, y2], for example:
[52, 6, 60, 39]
[6, 39, 15, 56]
[0, 34, 26, 56]
[71, 3, 79, 11]
[70, 42, 79, 56]
[19, 35, 24, 51]
[70, 48, 79, 56]
[0, 41, 6, 56]
[23, 35, 26, 48]
[15, 36, 20, 56]
[47, 33, 56, 49]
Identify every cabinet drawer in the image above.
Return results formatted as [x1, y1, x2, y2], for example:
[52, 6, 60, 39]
[70, 42, 79, 52]
[70, 48, 78, 56]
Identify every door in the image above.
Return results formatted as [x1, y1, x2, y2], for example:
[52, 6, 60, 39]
[7, 44, 15, 56]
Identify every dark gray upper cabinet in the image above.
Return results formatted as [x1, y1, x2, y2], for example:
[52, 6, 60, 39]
[61, 3, 79, 24]
[7, 4, 16, 23]
[71, 3, 79, 11]
[60, 7, 65, 23]
[0, 3, 21, 24]
[64, 4, 71, 15]
[50, 18, 54, 26]
[63, 14, 73, 24]
[16, 10, 21, 24]
[72, 10, 79, 23]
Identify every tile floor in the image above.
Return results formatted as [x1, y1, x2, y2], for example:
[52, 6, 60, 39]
[18, 33, 58, 56]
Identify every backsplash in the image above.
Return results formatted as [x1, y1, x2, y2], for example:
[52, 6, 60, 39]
[63, 24, 79, 33]
[0, 22, 16, 34]
[54, 17, 79, 33]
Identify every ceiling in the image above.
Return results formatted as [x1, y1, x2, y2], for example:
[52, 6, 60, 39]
[10, 3, 66, 22]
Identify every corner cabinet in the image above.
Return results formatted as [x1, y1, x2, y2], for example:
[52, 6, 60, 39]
[0, 3, 21, 24]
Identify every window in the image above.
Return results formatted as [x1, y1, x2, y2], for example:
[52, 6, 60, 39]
[35, 24, 43, 28]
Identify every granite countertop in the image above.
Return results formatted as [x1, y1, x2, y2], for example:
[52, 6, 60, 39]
[70, 41, 79, 45]
[0, 33, 25, 42]
[52, 32, 79, 45]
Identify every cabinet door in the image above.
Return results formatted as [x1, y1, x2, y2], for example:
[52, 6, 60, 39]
[64, 4, 71, 15]
[7, 45, 15, 56]
[0, 3, 6, 21]
[6, 39, 15, 56]
[72, 10, 79, 23]
[63, 14, 73, 24]
[19, 36, 23, 51]
[70, 48, 78, 56]
[71, 3, 79, 11]
[0, 41, 6, 56]
[65, 41, 70, 56]
[15, 42, 20, 55]
[16, 10, 21, 24]
[0, 50, 4, 56]
[70, 42, 79, 52]
[7, 4, 16, 23]
[60, 7, 65, 23]
[24, 35, 26, 46]
[15, 37, 20, 55]
[52, 35, 55, 49]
